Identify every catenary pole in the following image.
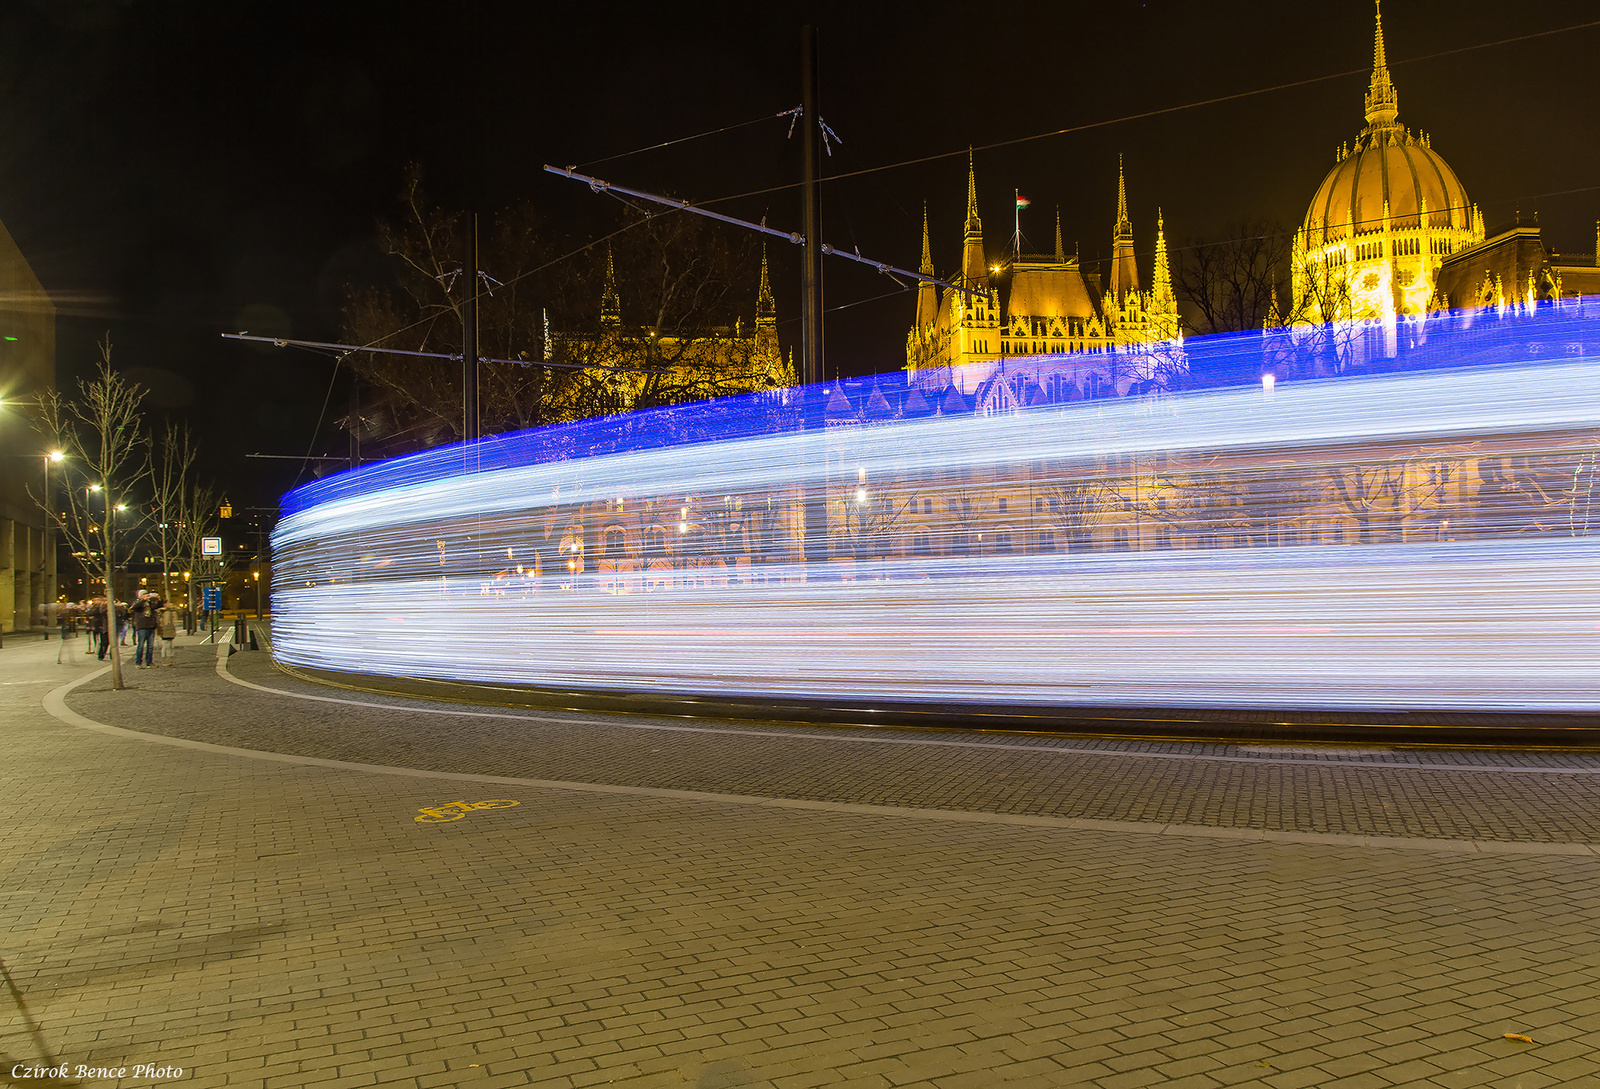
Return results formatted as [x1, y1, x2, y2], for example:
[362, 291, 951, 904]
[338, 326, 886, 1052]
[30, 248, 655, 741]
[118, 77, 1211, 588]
[462, 212, 480, 443]
[801, 25, 823, 388]
[800, 25, 826, 573]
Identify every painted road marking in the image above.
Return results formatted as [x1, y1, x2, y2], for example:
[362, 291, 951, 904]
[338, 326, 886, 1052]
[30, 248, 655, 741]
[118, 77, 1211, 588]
[414, 799, 520, 823]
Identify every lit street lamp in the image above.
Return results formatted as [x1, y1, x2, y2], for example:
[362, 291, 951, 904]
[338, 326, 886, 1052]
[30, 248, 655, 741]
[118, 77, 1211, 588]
[43, 450, 62, 621]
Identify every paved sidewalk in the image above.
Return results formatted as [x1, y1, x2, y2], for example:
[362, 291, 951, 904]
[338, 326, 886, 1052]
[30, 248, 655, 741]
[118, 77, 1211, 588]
[2, 639, 1598, 1087]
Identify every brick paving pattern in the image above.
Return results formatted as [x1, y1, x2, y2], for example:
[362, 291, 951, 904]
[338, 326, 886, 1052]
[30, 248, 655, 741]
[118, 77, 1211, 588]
[1, 636, 1596, 1087]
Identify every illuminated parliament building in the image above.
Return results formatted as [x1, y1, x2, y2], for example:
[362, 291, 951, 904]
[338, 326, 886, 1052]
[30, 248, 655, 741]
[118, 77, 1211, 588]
[464, 1, 1600, 593]
[904, 156, 1185, 412]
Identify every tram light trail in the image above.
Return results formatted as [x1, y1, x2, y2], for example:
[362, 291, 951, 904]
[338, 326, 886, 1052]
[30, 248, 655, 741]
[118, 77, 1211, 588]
[273, 310, 1600, 713]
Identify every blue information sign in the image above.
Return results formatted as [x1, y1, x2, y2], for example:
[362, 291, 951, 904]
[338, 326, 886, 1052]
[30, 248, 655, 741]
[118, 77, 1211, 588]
[202, 586, 222, 611]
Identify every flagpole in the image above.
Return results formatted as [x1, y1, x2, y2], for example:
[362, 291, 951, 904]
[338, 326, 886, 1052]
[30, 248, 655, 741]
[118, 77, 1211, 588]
[1014, 188, 1020, 259]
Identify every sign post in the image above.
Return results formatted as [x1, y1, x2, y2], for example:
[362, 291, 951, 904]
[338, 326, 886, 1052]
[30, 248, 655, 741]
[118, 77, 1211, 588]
[202, 585, 222, 643]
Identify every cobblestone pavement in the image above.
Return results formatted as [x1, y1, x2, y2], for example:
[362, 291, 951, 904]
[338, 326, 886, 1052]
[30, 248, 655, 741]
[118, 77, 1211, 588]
[2, 637, 1598, 1088]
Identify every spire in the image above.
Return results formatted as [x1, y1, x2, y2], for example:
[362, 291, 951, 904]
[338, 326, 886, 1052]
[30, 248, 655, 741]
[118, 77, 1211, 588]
[1054, 206, 1065, 263]
[1151, 210, 1174, 309]
[755, 245, 776, 334]
[1109, 156, 1139, 301]
[600, 244, 621, 327]
[1115, 154, 1131, 236]
[920, 202, 933, 276]
[965, 148, 979, 229]
[961, 151, 987, 287]
[1363, 0, 1399, 133]
[915, 201, 940, 336]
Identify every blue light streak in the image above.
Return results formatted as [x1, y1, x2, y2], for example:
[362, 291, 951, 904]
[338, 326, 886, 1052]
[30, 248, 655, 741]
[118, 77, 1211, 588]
[274, 309, 1600, 712]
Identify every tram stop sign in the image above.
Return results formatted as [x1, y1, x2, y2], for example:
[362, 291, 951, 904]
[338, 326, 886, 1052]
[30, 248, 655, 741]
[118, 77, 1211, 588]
[201, 536, 222, 556]
[202, 586, 222, 611]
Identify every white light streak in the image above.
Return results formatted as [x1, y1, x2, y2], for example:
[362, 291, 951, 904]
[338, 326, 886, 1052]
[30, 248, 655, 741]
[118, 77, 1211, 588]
[273, 351, 1600, 712]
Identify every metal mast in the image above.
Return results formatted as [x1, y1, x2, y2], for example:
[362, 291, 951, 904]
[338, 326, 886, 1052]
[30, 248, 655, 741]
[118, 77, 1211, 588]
[800, 25, 823, 388]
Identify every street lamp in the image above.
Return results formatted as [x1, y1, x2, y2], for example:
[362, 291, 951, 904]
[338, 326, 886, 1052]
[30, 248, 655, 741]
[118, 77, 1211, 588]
[44, 450, 63, 627]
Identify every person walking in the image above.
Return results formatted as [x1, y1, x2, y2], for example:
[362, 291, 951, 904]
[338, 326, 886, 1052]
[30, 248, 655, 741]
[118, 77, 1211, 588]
[156, 598, 179, 666]
[131, 592, 159, 668]
[88, 598, 109, 660]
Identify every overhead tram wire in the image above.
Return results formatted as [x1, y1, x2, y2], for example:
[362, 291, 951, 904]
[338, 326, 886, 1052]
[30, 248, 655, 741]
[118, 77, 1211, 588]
[225, 331, 668, 487]
[576, 106, 802, 170]
[543, 165, 982, 300]
[220, 333, 668, 375]
[694, 16, 1600, 208]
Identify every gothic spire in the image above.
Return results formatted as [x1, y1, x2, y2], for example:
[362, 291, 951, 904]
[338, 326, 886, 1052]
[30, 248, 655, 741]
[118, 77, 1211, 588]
[1115, 154, 1131, 238]
[915, 201, 939, 333]
[1109, 156, 1139, 301]
[961, 151, 987, 287]
[600, 244, 621, 327]
[1363, 0, 1399, 133]
[1054, 206, 1065, 263]
[1151, 210, 1174, 309]
[756, 245, 776, 333]
[920, 201, 933, 276]
[965, 148, 981, 234]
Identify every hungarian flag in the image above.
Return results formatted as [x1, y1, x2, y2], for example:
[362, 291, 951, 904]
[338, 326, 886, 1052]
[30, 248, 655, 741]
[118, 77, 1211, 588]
[1015, 195, 1031, 209]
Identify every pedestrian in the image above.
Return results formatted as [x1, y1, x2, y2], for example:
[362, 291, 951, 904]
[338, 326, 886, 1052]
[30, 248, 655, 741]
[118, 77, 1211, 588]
[132, 592, 158, 668]
[156, 598, 179, 666]
[88, 598, 109, 660]
[116, 600, 130, 645]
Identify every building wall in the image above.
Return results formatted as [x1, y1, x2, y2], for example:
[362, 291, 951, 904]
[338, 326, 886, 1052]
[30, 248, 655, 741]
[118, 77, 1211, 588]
[0, 216, 57, 632]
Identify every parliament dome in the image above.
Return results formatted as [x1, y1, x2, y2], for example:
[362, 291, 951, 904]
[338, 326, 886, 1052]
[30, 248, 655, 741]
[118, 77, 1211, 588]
[1303, 132, 1472, 247]
[1292, 2, 1483, 328]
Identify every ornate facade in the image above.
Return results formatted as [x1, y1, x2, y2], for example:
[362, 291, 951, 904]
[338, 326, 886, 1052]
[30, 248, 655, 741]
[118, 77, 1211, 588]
[905, 156, 1184, 413]
[548, 245, 793, 421]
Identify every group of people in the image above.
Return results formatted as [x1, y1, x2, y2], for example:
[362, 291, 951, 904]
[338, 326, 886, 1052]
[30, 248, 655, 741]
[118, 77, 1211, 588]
[62, 593, 181, 666]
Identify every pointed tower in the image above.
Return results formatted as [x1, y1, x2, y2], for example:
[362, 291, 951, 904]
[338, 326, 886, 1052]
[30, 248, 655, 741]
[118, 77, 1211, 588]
[1054, 207, 1066, 264]
[600, 245, 621, 327]
[755, 245, 776, 334]
[1108, 156, 1139, 301]
[1149, 210, 1182, 346]
[1150, 211, 1174, 313]
[916, 202, 939, 330]
[1363, 0, 1399, 135]
[961, 150, 987, 287]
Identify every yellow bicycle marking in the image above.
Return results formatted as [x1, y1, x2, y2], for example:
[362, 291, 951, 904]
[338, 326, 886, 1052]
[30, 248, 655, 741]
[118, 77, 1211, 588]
[414, 799, 520, 823]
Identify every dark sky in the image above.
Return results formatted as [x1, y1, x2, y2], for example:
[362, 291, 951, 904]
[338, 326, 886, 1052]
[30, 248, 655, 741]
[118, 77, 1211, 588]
[2, 0, 1597, 509]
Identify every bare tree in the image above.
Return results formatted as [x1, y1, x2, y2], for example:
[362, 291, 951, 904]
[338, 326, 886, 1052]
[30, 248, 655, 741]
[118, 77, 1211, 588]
[342, 167, 789, 454]
[1174, 219, 1293, 335]
[36, 336, 149, 690]
[149, 422, 202, 603]
[1271, 255, 1360, 379]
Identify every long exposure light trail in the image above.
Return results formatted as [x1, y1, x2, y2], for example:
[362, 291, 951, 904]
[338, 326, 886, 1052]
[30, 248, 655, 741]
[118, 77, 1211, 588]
[273, 314, 1600, 713]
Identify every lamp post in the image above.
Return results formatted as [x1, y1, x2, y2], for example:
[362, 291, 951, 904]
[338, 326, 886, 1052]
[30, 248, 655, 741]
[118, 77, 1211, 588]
[44, 451, 62, 627]
[111, 502, 125, 605]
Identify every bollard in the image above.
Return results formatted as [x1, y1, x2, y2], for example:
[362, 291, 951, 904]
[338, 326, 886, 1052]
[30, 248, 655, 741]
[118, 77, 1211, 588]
[233, 615, 247, 648]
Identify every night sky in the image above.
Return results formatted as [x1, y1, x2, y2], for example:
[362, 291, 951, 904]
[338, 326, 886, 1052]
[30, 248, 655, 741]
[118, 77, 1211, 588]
[2, 0, 1596, 511]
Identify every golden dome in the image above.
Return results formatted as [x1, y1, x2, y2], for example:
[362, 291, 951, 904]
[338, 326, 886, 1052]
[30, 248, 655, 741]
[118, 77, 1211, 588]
[1303, 135, 1471, 246]
[1301, 1, 1471, 248]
